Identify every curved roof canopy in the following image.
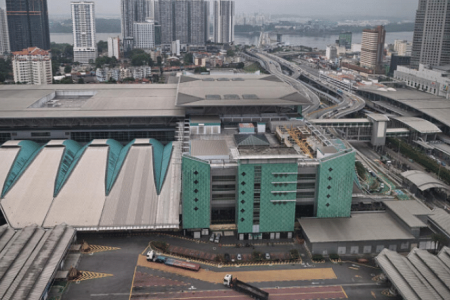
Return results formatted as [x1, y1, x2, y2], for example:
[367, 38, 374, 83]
[391, 117, 442, 134]
[402, 170, 450, 192]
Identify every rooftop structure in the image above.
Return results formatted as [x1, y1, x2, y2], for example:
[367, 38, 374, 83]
[0, 224, 75, 300]
[383, 200, 433, 229]
[390, 117, 441, 135]
[428, 208, 450, 239]
[402, 170, 450, 192]
[394, 64, 450, 97]
[299, 213, 415, 244]
[0, 139, 181, 230]
[376, 247, 450, 299]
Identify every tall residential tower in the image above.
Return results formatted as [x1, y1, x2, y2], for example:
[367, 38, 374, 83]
[360, 26, 386, 73]
[5, 0, 50, 52]
[0, 7, 10, 54]
[411, 0, 450, 68]
[214, 0, 235, 44]
[71, 1, 97, 64]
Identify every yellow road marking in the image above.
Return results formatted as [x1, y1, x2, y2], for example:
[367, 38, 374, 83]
[349, 267, 359, 270]
[371, 291, 377, 298]
[86, 245, 121, 254]
[129, 265, 137, 300]
[341, 286, 349, 298]
[70, 271, 113, 282]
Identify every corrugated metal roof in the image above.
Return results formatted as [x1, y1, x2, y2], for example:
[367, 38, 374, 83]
[190, 140, 229, 157]
[0, 224, 75, 300]
[383, 200, 433, 228]
[402, 170, 450, 192]
[376, 247, 450, 300]
[429, 208, 450, 237]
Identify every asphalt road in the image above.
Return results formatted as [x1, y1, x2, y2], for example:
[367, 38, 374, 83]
[62, 234, 397, 300]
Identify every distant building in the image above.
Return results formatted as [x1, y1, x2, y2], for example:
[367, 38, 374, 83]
[71, 1, 98, 64]
[325, 45, 337, 61]
[12, 47, 52, 85]
[360, 26, 386, 73]
[108, 37, 121, 59]
[214, 0, 235, 44]
[394, 40, 407, 56]
[389, 54, 411, 76]
[155, 0, 210, 46]
[337, 31, 352, 49]
[5, 0, 51, 52]
[394, 64, 450, 97]
[171, 40, 180, 56]
[411, 0, 450, 68]
[133, 20, 155, 50]
[0, 8, 10, 54]
[121, 0, 150, 40]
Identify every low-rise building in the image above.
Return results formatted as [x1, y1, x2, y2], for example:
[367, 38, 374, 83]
[394, 64, 450, 97]
[12, 47, 52, 85]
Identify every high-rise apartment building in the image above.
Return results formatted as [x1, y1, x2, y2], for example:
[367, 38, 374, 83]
[0, 8, 10, 54]
[12, 47, 52, 85]
[133, 20, 155, 49]
[214, 0, 235, 44]
[154, 0, 209, 46]
[121, 0, 151, 40]
[5, 0, 50, 52]
[72, 1, 98, 64]
[108, 37, 121, 59]
[411, 0, 450, 68]
[360, 26, 386, 73]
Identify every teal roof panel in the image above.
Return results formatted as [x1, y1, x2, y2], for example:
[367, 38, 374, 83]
[149, 139, 173, 195]
[106, 139, 134, 195]
[2, 141, 42, 198]
[53, 141, 91, 197]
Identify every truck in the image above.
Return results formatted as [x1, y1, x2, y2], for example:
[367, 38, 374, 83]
[146, 250, 201, 271]
[223, 274, 269, 300]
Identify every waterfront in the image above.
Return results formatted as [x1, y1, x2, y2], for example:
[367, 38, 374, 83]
[51, 31, 414, 50]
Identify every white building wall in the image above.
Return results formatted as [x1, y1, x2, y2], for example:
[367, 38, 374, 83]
[72, 1, 98, 63]
[394, 64, 450, 97]
[108, 37, 121, 59]
[12, 49, 52, 85]
[133, 20, 155, 49]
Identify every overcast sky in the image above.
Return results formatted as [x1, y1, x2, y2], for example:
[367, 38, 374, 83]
[47, 0, 417, 19]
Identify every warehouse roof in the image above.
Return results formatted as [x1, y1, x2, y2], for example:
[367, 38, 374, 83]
[234, 134, 270, 147]
[391, 117, 442, 134]
[176, 75, 313, 107]
[0, 139, 181, 230]
[402, 170, 450, 192]
[0, 224, 75, 300]
[383, 200, 433, 228]
[376, 247, 450, 300]
[0, 84, 184, 119]
[299, 212, 415, 243]
[190, 115, 221, 125]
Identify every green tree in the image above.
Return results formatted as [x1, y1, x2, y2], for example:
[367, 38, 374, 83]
[237, 62, 245, 69]
[77, 77, 85, 84]
[64, 65, 72, 74]
[170, 60, 181, 67]
[97, 40, 108, 54]
[122, 77, 135, 82]
[227, 49, 235, 57]
[183, 53, 193, 65]
[157, 56, 163, 66]
[131, 53, 153, 66]
[0, 58, 12, 82]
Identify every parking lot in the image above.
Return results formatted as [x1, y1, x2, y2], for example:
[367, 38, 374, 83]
[62, 233, 399, 300]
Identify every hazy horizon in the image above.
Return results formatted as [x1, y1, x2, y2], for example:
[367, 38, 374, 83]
[46, 0, 417, 20]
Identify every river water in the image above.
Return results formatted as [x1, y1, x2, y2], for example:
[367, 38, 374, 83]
[51, 31, 414, 50]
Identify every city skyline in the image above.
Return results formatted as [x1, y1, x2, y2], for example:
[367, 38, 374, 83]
[41, 0, 416, 20]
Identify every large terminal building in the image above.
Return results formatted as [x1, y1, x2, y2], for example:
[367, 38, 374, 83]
[0, 74, 357, 240]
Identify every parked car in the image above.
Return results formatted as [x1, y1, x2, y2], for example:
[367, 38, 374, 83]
[265, 253, 271, 260]
[209, 233, 215, 242]
[214, 233, 221, 244]
[236, 253, 242, 261]
[224, 253, 231, 262]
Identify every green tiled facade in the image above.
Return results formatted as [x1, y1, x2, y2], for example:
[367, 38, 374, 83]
[182, 156, 211, 229]
[316, 150, 355, 218]
[237, 163, 298, 234]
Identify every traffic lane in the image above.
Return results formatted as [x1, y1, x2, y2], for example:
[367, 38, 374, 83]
[133, 286, 347, 300]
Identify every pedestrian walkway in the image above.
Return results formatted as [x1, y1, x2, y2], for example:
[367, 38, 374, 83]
[137, 255, 337, 284]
